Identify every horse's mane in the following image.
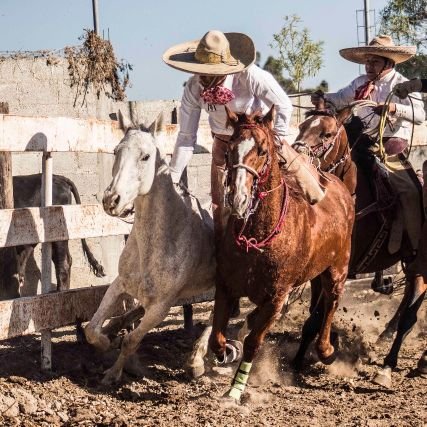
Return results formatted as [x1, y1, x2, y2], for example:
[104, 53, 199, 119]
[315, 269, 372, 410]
[304, 109, 336, 119]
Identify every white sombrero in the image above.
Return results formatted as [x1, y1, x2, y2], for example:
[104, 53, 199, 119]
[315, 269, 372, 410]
[339, 35, 416, 65]
[162, 30, 256, 75]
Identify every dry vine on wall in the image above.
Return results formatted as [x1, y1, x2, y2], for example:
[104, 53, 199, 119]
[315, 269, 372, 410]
[65, 30, 132, 106]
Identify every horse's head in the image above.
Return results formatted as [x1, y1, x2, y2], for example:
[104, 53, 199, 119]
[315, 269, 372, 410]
[225, 105, 276, 218]
[103, 110, 164, 217]
[293, 108, 352, 169]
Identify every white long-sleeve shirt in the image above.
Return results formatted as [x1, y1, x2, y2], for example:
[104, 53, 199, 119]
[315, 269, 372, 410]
[169, 64, 293, 181]
[326, 69, 425, 140]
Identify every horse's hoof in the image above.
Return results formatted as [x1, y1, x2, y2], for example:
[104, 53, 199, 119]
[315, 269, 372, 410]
[376, 331, 394, 345]
[372, 367, 392, 389]
[101, 366, 123, 385]
[188, 364, 206, 379]
[124, 354, 146, 378]
[222, 388, 241, 404]
[85, 327, 111, 352]
[417, 351, 427, 375]
[320, 350, 337, 366]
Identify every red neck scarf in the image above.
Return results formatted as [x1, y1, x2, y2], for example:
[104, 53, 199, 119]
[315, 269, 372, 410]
[354, 80, 375, 100]
[200, 85, 235, 105]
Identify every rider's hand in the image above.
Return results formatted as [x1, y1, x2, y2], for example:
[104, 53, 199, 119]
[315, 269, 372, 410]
[310, 89, 325, 105]
[310, 90, 325, 108]
[393, 79, 423, 99]
[373, 102, 396, 116]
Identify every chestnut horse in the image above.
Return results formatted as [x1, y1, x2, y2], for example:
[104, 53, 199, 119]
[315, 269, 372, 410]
[293, 108, 427, 387]
[208, 106, 355, 401]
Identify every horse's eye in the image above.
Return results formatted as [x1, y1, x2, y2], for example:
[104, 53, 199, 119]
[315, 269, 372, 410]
[324, 133, 332, 139]
[258, 146, 267, 156]
[141, 154, 150, 161]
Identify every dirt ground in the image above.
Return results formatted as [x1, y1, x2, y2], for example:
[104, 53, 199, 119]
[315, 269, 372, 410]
[0, 280, 425, 427]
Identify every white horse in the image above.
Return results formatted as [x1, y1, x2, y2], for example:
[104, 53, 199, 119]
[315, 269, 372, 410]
[84, 111, 216, 384]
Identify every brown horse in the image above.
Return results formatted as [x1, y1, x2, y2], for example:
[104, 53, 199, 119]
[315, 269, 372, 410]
[208, 106, 355, 401]
[293, 108, 427, 387]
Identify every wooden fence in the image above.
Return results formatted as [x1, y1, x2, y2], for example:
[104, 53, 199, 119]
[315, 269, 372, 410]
[0, 114, 213, 369]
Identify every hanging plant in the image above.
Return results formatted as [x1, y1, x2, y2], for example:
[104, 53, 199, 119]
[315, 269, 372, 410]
[65, 30, 132, 106]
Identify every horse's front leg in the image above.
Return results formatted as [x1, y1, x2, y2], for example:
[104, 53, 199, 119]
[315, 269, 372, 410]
[292, 277, 323, 370]
[226, 298, 284, 402]
[187, 311, 214, 378]
[208, 285, 239, 363]
[316, 269, 346, 364]
[102, 299, 172, 384]
[85, 277, 126, 352]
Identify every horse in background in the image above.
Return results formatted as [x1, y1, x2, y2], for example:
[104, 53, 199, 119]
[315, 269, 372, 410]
[85, 111, 216, 384]
[208, 106, 354, 401]
[293, 106, 427, 387]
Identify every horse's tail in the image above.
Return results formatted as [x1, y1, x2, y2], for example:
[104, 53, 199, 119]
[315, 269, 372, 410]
[57, 175, 106, 278]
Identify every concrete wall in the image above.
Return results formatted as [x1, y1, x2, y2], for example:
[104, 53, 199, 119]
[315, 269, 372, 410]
[0, 55, 426, 294]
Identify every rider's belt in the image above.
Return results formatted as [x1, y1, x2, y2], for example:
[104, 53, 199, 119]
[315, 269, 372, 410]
[383, 137, 408, 156]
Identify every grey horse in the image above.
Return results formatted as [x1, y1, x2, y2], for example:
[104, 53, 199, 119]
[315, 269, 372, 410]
[84, 111, 215, 384]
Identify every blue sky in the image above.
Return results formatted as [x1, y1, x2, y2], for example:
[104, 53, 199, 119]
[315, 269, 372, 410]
[1, 0, 389, 101]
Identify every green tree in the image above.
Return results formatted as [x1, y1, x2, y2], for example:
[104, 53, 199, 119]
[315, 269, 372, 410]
[271, 15, 324, 93]
[380, 0, 427, 78]
[380, 0, 426, 49]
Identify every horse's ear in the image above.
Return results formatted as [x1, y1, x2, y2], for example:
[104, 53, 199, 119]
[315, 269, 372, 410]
[336, 107, 353, 125]
[148, 112, 165, 136]
[118, 110, 133, 132]
[263, 105, 276, 129]
[225, 106, 238, 126]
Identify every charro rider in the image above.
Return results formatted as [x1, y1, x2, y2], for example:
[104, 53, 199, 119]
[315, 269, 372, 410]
[162, 30, 325, 240]
[312, 35, 425, 259]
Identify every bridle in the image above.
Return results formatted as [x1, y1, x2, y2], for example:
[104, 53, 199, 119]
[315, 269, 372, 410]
[293, 116, 348, 171]
[225, 123, 290, 252]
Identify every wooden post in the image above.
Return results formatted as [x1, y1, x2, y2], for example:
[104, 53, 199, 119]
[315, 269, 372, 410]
[41, 151, 53, 370]
[0, 102, 18, 300]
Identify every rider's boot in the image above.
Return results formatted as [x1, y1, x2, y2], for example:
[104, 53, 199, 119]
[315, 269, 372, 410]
[279, 141, 326, 204]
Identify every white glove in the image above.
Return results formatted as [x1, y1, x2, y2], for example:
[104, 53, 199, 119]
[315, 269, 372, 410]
[393, 79, 422, 99]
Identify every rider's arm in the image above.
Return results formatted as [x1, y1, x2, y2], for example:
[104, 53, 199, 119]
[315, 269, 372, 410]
[169, 77, 202, 183]
[392, 79, 426, 124]
[248, 65, 293, 139]
[392, 98, 425, 124]
[324, 78, 362, 108]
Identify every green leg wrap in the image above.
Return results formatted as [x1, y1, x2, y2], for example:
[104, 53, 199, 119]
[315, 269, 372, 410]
[227, 361, 252, 401]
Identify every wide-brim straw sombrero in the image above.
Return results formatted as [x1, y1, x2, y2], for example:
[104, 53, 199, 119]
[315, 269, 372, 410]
[162, 30, 256, 75]
[339, 35, 416, 65]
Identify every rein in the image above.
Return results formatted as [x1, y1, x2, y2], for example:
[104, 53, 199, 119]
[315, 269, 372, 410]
[227, 123, 290, 253]
[234, 178, 289, 253]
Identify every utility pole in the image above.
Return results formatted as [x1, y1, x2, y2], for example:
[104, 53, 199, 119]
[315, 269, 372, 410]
[92, 0, 100, 35]
[364, 0, 371, 45]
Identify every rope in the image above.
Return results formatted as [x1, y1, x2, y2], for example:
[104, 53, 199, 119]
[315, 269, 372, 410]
[377, 90, 416, 162]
